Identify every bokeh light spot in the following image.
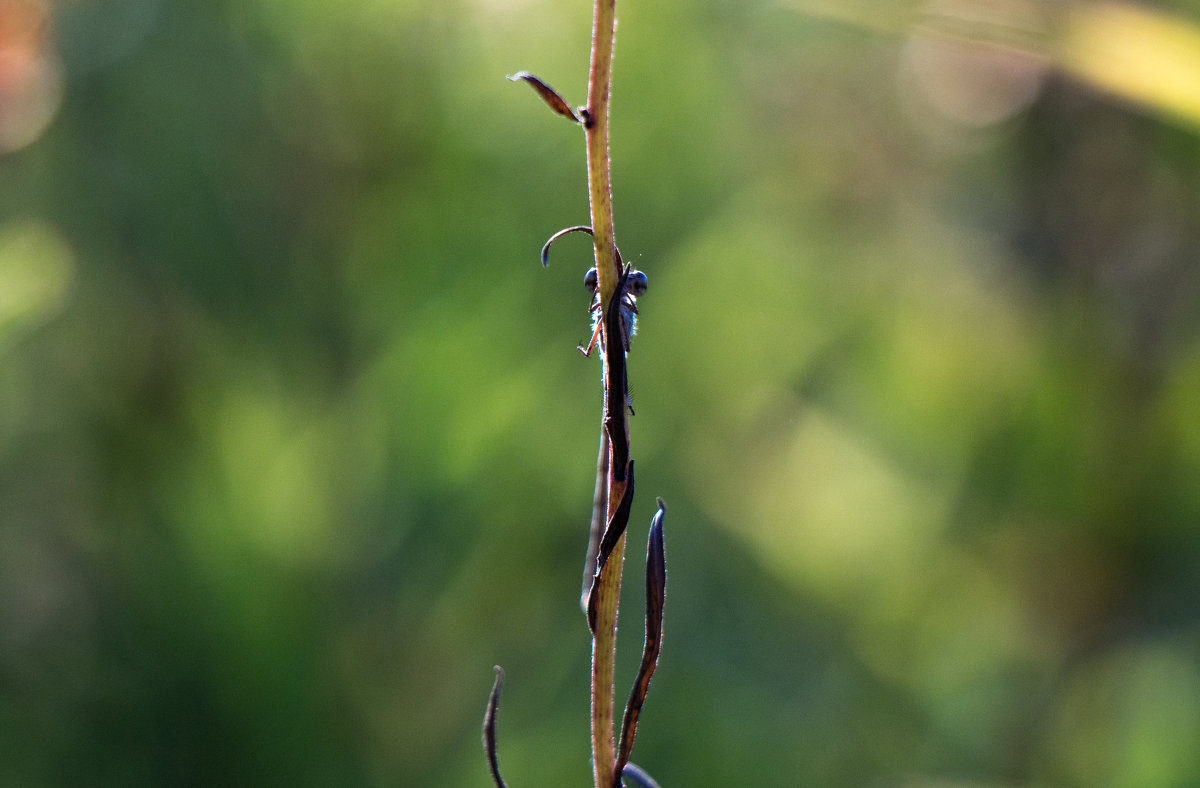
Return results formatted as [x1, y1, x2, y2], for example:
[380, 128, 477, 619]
[0, 0, 62, 152]
[0, 218, 74, 347]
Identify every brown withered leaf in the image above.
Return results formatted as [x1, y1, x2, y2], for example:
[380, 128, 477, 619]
[614, 499, 667, 784]
[595, 461, 636, 574]
[506, 72, 581, 122]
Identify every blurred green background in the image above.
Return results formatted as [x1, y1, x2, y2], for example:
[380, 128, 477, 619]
[5, 0, 1200, 785]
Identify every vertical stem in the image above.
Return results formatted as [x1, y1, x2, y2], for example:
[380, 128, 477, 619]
[590, 521, 626, 788]
[585, 2, 624, 787]
[586, 0, 620, 312]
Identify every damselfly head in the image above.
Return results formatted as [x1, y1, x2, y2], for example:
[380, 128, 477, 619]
[583, 267, 648, 298]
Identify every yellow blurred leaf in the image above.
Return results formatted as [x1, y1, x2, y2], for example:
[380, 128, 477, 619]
[788, 0, 1200, 131]
[1059, 2, 1200, 130]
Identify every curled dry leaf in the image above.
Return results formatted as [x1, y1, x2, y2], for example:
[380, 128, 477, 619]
[595, 461, 636, 573]
[614, 499, 666, 783]
[507, 72, 581, 123]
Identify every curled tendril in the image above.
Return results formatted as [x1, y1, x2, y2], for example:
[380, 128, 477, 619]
[540, 225, 624, 269]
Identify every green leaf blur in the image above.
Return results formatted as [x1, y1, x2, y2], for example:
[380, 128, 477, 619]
[4, 0, 1200, 785]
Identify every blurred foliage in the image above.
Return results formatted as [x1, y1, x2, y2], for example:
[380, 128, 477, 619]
[4, 0, 1200, 785]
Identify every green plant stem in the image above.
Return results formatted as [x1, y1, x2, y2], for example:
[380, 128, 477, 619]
[585, 1, 625, 787]
[590, 524, 626, 788]
[586, 0, 621, 310]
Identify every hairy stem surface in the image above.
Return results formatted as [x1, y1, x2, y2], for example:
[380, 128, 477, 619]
[586, 0, 620, 312]
[585, 1, 625, 786]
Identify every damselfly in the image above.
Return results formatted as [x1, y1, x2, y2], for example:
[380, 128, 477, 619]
[540, 224, 648, 358]
[539, 224, 648, 609]
[578, 265, 648, 358]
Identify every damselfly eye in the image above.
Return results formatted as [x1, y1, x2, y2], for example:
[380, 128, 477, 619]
[625, 270, 647, 297]
[584, 268, 599, 293]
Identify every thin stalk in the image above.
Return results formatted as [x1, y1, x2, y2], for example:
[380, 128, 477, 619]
[590, 523, 626, 788]
[585, 1, 625, 786]
[586, 0, 621, 310]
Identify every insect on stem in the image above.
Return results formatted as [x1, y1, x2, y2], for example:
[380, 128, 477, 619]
[578, 264, 647, 358]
